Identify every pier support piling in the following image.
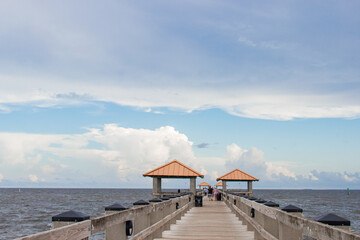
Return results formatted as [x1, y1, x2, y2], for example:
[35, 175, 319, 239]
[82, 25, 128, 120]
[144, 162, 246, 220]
[222, 180, 227, 191]
[247, 181, 253, 195]
[190, 177, 196, 195]
[153, 177, 162, 198]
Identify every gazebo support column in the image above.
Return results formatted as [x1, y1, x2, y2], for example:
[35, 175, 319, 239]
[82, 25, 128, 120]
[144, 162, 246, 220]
[190, 177, 196, 195]
[247, 181, 252, 195]
[153, 177, 162, 198]
[222, 181, 227, 191]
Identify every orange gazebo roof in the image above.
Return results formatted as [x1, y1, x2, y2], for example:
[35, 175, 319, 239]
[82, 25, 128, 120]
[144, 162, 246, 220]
[215, 181, 224, 186]
[216, 169, 259, 182]
[198, 182, 211, 187]
[143, 160, 204, 178]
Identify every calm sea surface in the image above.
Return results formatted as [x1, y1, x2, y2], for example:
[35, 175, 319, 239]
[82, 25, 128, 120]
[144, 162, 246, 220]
[0, 188, 359, 239]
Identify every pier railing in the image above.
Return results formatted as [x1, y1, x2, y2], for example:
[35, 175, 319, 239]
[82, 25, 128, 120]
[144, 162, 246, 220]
[222, 191, 360, 240]
[16, 194, 194, 240]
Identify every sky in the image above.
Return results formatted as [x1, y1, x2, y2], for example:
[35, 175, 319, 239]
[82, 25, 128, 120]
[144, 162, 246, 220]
[0, 0, 359, 189]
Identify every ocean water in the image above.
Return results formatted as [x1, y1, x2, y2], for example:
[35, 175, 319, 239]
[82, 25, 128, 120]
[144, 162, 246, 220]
[0, 188, 359, 239]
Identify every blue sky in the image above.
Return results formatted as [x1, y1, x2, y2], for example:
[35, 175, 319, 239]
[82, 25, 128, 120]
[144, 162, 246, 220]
[0, 0, 359, 189]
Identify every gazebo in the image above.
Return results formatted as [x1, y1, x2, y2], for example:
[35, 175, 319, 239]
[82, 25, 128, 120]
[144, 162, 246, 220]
[216, 169, 259, 195]
[198, 182, 211, 189]
[215, 181, 225, 189]
[143, 159, 204, 197]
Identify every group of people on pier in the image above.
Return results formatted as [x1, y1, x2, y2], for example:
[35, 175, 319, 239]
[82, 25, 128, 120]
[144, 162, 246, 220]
[203, 186, 218, 200]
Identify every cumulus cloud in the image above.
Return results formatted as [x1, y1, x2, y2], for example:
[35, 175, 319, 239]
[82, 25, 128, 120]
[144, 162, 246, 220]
[210, 171, 219, 181]
[83, 124, 197, 179]
[0, 128, 359, 188]
[0, 125, 203, 184]
[0, 132, 85, 165]
[28, 174, 38, 182]
[299, 170, 360, 188]
[344, 174, 357, 182]
[225, 143, 296, 180]
[303, 172, 319, 181]
[224, 144, 360, 188]
[225, 143, 297, 181]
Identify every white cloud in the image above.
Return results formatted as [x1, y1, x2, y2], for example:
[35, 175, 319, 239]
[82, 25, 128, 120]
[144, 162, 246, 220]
[266, 162, 297, 180]
[2, 78, 360, 120]
[41, 165, 55, 174]
[0, 125, 199, 184]
[225, 143, 297, 181]
[0, 173, 3, 182]
[224, 144, 360, 188]
[210, 171, 219, 181]
[0, 128, 359, 188]
[0, 1, 359, 121]
[84, 124, 196, 175]
[344, 174, 356, 182]
[153, 111, 164, 114]
[28, 174, 38, 182]
[0, 104, 11, 113]
[303, 172, 319, 181]
[0, 132, 90, 172]
[238, 37, 256, 47]
[59, 164, 68, 169]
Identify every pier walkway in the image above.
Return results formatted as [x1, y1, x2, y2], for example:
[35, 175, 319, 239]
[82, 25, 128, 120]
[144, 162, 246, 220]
[155, 197, 255, 240]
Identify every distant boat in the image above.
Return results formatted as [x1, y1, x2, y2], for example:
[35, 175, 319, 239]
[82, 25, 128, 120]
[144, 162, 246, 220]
[18, 189, 21, 192]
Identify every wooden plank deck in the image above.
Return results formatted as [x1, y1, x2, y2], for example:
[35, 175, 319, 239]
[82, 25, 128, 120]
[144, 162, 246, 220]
[155, 197, 254, 240]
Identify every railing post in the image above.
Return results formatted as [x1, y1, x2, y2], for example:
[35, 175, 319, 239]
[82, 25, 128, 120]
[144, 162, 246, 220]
[174, 196, 183, 220]
[315, 213, 351, 231]
[168, 196, 178, 226]
[278, 205, 303, 240]
[104, 203, 128, 240]
[161, 196, 172, 230]
[132, 200, 150, 235]
[179, 195, 187, 216]
[149, 198, 163, 225]
[148, 198, 163, 239]
[52, 210, 90, 240]
[263, 201, 280, 239]
[250, 198, 266, 240]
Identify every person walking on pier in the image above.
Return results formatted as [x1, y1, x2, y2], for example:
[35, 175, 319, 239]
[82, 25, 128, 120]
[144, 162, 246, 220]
[213, 188, 218, 201]
[208, 187, 213, 200]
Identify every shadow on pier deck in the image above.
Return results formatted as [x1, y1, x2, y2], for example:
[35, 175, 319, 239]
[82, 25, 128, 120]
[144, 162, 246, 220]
[155, 197, 254, 240]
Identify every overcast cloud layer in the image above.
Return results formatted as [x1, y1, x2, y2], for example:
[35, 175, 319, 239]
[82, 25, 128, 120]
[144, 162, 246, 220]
[0, 1, 360, 120]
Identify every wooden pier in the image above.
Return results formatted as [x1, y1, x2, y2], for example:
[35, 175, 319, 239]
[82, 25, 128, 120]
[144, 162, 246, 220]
[156, 197, 254, 240]
[15, 191, 360, 240]
[15, 161, 360, 240]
